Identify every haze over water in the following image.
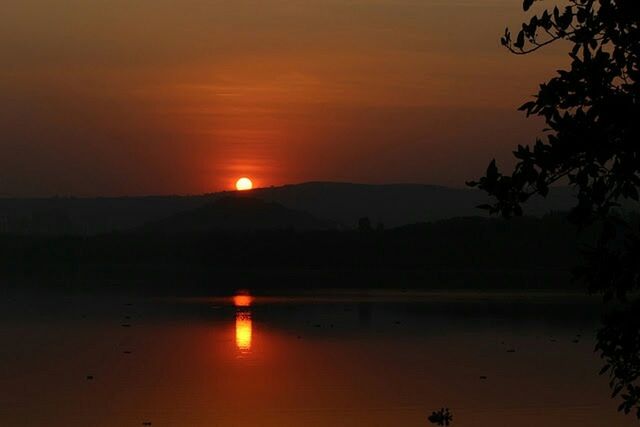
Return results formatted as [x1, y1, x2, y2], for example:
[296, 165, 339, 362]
[1, 290, 633, 427]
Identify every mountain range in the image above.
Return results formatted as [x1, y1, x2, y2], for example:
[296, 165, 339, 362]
[139, 196, 337, 232]
[0, 182, 578, 234]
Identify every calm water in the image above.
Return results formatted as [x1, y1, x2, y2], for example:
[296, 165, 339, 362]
[0, 290, 635, 426]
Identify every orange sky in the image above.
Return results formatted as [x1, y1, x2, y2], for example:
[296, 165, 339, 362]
[0, 0, 568, 196]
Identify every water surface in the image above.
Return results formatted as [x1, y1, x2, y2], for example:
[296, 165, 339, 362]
[0, 290, 633, 426]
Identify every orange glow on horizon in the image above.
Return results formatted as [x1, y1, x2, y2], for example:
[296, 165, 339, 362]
[1, 0, 569, 197]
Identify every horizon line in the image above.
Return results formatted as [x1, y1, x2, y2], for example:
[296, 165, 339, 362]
[0, 181, 479, 200]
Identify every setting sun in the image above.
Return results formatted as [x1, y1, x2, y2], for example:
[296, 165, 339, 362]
[235, 177, 253, 191]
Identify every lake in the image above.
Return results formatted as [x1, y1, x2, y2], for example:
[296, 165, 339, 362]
[0, 289, 634, 426]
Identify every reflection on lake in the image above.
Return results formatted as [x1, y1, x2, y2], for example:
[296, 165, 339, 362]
[234, 293, 252, 353]
[0, 290, 636, 426]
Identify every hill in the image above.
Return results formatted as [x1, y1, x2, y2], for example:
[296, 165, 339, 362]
[242, 182, 576, 228]
[0, 214, 587, 291]
[139, 196, 336, 232]
[0, 182, 578, 235]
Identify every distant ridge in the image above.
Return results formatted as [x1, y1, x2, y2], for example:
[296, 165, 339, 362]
[0, 182, 578, 235]
[233, 182, 577, 228]
[139, 196, 336, 232]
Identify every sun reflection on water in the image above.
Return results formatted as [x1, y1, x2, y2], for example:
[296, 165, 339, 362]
[235, 312, 252, 352]
[234, 292, 253, 354]
[233, 294, 252, 308]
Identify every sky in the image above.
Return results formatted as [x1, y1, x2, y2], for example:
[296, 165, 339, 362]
[1, 0, 568, 196]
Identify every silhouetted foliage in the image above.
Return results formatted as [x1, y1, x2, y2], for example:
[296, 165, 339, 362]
[574, 217, 640, 300]
[470, 0, 639, 227]
[469, 0, 640, 417]
[597, 300, 640, 418]
[428, 408, 453, 426]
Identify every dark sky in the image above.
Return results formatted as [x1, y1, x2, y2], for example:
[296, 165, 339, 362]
[1, 0, 567, 196]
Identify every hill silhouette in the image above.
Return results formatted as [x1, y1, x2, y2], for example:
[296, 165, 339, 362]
[139, 196, 336, 232]
[0, 182, 579, 235]
[0, 213, 590, 291]
[243, 182, 577, 228]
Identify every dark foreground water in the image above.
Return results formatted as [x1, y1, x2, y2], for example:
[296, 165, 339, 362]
[0, 290, 635, 426]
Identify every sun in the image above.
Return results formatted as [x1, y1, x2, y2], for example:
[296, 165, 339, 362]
[235, 177, 253, 191]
